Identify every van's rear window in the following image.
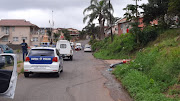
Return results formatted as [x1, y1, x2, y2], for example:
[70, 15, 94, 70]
[29, 49, 54, 56]
[60, 44, 66, 48]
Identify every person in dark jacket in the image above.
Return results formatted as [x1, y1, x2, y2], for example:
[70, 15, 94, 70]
[21, 39, 28, 61]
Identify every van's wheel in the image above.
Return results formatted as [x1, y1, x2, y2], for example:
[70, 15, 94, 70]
[24, 72, 29, 78]
[70, 56, 73, 61]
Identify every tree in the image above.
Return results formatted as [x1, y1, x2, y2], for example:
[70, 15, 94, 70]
[168, 0, 180, 16]
[83, 0, 114, 40]
[83, 23, 100, 40]
[123, 0, 141, 44]
[53, 31, 61, 42]
[123, 4, 137, 21]
[141, 0, 169, 25]
[62, 29, 71, 41]
[47, 29, 53, 44]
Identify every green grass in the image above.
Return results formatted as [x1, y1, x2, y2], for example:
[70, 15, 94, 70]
[18, 68, 24, 75]
[112, 28, 180, 101]
[92, 33, 137, 59]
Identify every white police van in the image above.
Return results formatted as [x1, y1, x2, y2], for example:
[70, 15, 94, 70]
[24, 47, 63, 77]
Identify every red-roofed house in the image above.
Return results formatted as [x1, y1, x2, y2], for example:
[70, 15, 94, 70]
[0, 19, 39, 46]
[118, 17, 158, 35]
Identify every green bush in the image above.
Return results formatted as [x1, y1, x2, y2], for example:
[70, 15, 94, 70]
[139, 26, 158, 46]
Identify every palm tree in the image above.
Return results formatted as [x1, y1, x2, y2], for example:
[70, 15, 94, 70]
[83, 23, 100, 40]
[83, 0, 113, 40]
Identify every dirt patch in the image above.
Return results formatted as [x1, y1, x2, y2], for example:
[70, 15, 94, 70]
[104, 59, 131, 65]
[166, 84, 180, 98]
[98, 59, 133, 101]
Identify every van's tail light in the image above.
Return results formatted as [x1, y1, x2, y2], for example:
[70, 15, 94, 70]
[52, 57, 58, 62]
[25, 57, 30, 61]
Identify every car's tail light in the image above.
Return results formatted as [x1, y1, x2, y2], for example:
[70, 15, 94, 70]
[52, 57, 58, 62]
[25, 57, 30, 61]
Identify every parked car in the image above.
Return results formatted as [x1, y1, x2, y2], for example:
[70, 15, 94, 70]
[70, 42, 74, 47]
[0, 44, 14, 53]
[75, 43, 82, 50]
[0, 56, 5, 68]
[24, 47, 63, 77]
[56, 40, 73, 60]
[84, 44, 92, 52]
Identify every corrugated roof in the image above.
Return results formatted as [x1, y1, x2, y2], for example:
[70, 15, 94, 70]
[0, 19, 37, 27]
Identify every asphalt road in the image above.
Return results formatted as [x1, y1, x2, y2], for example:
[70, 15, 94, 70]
[0, 40, 114, 101]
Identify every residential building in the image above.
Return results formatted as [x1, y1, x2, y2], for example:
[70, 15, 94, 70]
[118, 17, 158, 35]
[67, 28, 80, 39]
[0, 19, 39, 46]
[105, 25, 118, 37]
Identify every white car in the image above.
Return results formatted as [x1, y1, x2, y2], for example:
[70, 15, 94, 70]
[0, 54, 18, 99]
[84, 44, 92, 52]
[24, 47, 63, 77]
[56, 40, 73, 60]
[75, 43, 82, 50]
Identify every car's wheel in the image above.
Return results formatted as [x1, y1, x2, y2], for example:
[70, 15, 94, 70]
[60, 66, 63, 73]
[70, 56, 73, 61]
[54, 72, 60, 77]
[24, 72, 29, 78]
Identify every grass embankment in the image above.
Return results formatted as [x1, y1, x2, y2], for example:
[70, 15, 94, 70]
[92, 33, 136, 59]
[92, 28, 180, 100]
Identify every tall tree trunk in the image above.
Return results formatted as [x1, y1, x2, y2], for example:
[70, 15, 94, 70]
[99, 18, 104, 40]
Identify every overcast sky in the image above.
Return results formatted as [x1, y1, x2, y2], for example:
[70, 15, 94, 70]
[0, 0, 148, 30]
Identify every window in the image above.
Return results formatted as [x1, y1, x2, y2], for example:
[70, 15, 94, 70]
[1, 27, 4, 32]
[29, 49, 54, 56]
[12, 27, 15, 31]
[33, 37, 38, 42]
[22, 37, 27, 40]
[60, 44, 66, 48]
[13, 37, 18, 42]
[2, 37, 8, 42]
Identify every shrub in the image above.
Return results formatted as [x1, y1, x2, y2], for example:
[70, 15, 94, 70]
[139, 26, 158, 46]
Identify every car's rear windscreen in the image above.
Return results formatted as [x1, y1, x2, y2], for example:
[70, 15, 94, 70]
[29, 49, 54, 56]
[60, 44, 67, 48]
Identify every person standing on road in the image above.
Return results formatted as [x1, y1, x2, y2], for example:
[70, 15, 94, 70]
[21, 39, 28, 61]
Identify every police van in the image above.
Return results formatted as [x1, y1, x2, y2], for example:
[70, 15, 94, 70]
[24, 47, 63, 77]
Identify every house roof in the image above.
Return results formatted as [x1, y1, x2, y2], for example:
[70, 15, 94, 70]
[0, 19, 38, 27]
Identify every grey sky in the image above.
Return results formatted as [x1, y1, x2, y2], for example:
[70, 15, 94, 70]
[0, 0, 148, 30]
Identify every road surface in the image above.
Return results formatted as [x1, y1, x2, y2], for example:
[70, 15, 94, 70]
[0, 40, 132, 101]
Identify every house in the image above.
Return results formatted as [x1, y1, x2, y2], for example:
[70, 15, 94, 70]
[104, 25, 118, 37]
[118, 17, 158, 35]
[67, 28, 80, 39]
[56, 28, 80, 41]
[0, 19, 39, 46]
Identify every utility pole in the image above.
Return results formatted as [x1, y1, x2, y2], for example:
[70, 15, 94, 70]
[109, 0, 113, 42]
[49, 10, 54, 44]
